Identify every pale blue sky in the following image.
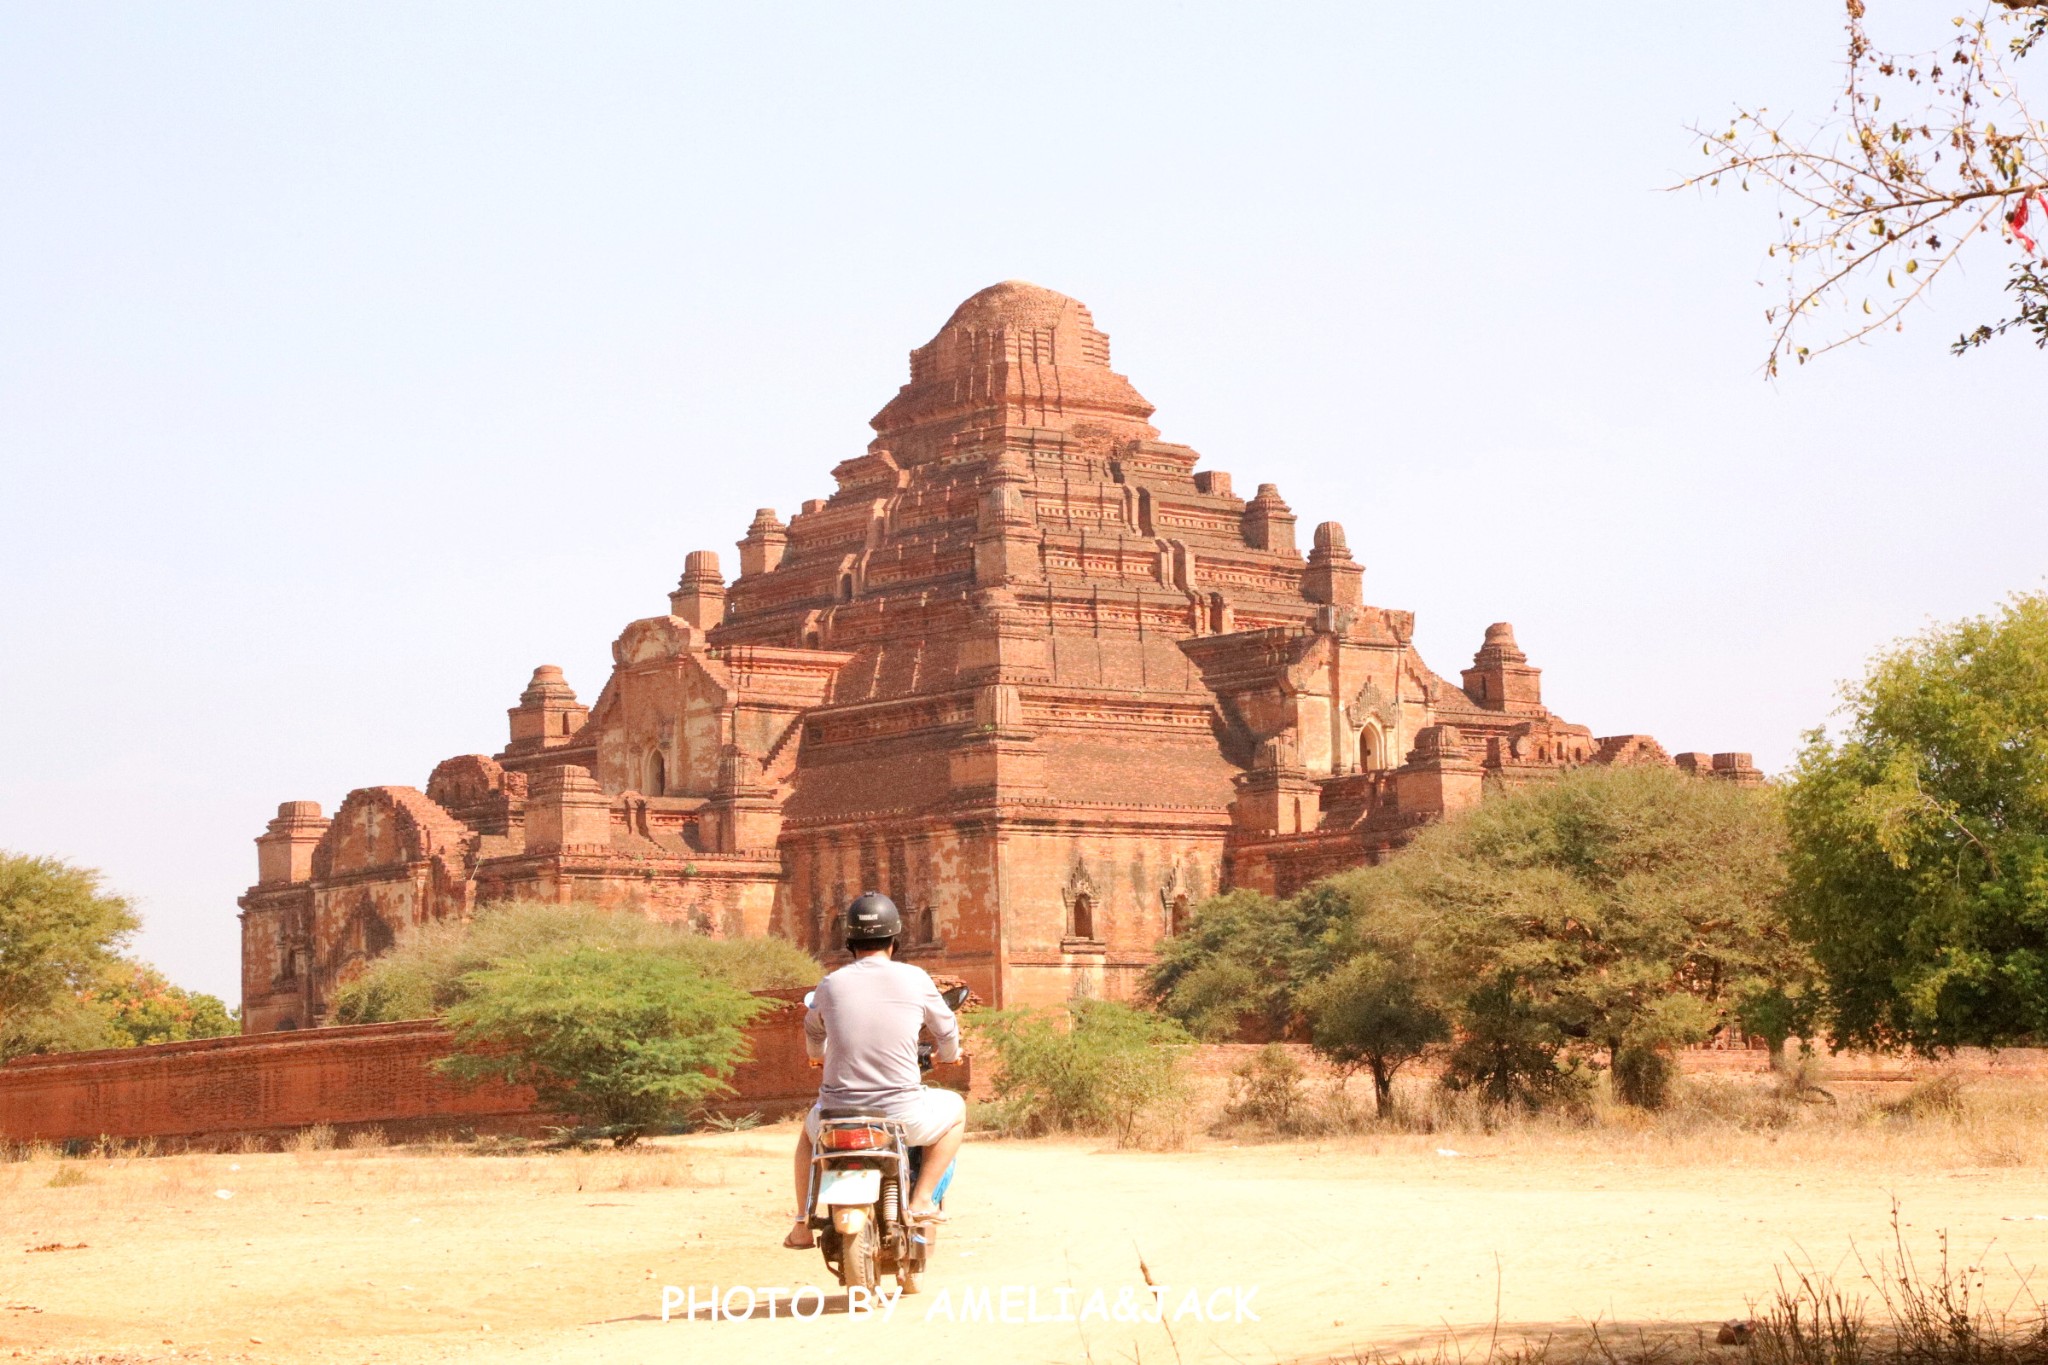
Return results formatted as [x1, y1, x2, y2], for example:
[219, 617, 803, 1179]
[3, 3, 2042, 1002]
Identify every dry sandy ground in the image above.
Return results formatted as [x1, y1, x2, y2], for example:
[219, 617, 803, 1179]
[5, 1119, 2048, 1365]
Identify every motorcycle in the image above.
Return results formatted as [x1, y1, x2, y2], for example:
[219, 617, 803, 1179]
[802, 983, 970, 1295]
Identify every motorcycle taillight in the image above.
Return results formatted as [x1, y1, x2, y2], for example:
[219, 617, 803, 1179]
[819, 1126, 888, 1151]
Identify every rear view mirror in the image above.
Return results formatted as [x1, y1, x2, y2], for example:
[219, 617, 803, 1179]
[940, 985, 970, 1011]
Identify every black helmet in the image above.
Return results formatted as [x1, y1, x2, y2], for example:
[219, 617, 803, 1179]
[844, 891, 902, 947]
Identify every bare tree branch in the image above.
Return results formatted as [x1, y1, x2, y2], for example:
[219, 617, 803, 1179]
[1676, 1, 2048, 375]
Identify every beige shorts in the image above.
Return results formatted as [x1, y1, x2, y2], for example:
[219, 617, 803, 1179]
[805, 1087, 966, 1147]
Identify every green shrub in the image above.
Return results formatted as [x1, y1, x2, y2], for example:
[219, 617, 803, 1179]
[333, 900, 818, 1023]
[1223, 1043, 1309, 1131]
[437, 942, 769, 1146]
[1783, 593, 2048, 1055]
[970, 1000, 1191, 1146]
[1153, 764, 1803, 1116]
[1610, 1044, 1679, 1110]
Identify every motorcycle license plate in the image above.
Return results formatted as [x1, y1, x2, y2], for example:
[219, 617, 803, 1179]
[815, 1167, 881, 1209]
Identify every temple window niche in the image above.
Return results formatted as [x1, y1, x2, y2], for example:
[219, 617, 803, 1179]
[1061, 865, 1103, 947]
[1068, 892, 1095, 940]
[1359, 724, 1387, 773]
[1168, 894, 1190, 937]
[644, 748, 667, 796]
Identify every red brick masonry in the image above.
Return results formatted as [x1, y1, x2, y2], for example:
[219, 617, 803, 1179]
[0, 992, 969, 1147]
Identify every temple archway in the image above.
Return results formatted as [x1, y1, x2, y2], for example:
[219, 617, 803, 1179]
[1359, 723, 1387, 772]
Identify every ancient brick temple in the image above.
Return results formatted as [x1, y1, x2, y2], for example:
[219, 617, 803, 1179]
[238, 281, 1758, 1031]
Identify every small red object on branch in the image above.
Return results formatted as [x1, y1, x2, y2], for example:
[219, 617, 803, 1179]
[2010, 192, 2048, 254]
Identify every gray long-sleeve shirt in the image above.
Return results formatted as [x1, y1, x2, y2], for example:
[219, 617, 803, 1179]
[804, 955, 962, 1110]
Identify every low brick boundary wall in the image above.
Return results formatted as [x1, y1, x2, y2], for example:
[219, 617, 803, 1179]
[0, 990, 970, 1147]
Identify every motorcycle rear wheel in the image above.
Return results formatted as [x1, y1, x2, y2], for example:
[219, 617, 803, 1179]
[839, 1213, 880, 1292]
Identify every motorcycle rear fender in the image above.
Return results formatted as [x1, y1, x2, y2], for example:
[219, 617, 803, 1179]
[814, 1166, 882, 1210]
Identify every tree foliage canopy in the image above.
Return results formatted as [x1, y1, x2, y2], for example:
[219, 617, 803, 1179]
[1783, 592, 2048, 1053]
[0, 851, 140, 1060]
[88, 961, 237, 1047]
[1295, 933, 1450, 1117]
[1145, 887, 1348, 1041]
[331, 899, 818, 1024]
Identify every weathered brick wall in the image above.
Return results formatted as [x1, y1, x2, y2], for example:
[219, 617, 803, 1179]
[0, 990, 969, 1147]
[0, 1021, 543, 1146]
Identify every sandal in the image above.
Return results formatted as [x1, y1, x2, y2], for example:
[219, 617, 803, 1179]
[783, 1222, 816, 1249]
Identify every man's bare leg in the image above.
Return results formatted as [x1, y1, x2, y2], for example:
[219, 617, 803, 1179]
[785, 1128, 815, 1249]
[905, 1118, 963, 1221]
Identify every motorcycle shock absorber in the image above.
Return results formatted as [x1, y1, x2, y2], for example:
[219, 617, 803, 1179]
[879, 1173, 901, 1228]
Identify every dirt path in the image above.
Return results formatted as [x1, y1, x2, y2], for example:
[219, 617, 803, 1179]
[6, 1123, 2048, 1364]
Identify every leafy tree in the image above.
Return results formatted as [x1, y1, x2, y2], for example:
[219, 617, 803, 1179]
[1299, 949, 1450, 1118]
[1731, 969, 1823, 1073]
[1680, 1, 2048, 373]
[1145, 886, 1348, 1040]
[1317, 765, 1800, 1110]
[1438, 971, 1593, 1113]
[437, 943, 769, 1145]
[0, 852, 139, 1060]
[332, 899, 818, 1023]
[89, 961, 237, 1046]
[1472, 766, 1789, 1106]
[1296, 885, 1452, 1117]
[1783, 593, 2048, 1054]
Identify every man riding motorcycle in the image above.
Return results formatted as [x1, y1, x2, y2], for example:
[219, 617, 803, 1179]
[785, 891, 965, 1250]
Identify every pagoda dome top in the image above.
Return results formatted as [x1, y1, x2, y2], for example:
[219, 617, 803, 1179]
[871, 281, 1156, 443]
[939, 280, 1094, 336]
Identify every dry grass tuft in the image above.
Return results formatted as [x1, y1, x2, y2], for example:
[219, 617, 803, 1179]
[45, 1164, 91, 1188]
[1973, 1135, 2031, 1168]
[1663, 1078, 1803, 1133]
[286, 1123, 336, 1154]
[561, 1148, 700, 1192]
[1336, 1207, 2048, 1365]
[1877, 1072, 1968, 1121]
[1183, 1056, 2048, 1176]
[1742, 1203, 2048, 1365]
